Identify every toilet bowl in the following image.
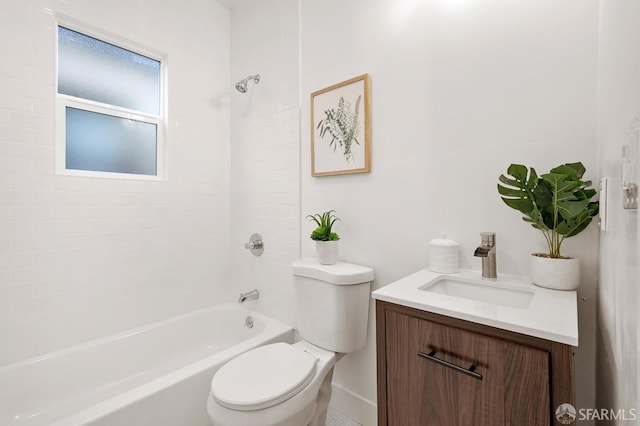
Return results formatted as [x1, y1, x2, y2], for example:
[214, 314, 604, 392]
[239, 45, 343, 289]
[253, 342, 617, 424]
[207, 258, 374, 426]
[207, 341, 338, 426]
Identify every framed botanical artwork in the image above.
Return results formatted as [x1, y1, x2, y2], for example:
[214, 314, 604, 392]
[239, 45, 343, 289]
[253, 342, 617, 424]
[311, 74, 371, 176]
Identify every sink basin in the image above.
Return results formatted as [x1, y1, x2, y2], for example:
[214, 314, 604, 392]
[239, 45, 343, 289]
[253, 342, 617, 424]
[372, 268, 578, 345]
[419, 275, 535, 309]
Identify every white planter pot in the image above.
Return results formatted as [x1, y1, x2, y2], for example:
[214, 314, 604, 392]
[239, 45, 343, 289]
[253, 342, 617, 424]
[530, 254, 580, 290]
[316, 241, 339, 265]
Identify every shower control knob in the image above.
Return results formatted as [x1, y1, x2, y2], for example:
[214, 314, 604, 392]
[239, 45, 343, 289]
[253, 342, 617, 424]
[245, 240, 263, 249]
[244, 233, 264, 256]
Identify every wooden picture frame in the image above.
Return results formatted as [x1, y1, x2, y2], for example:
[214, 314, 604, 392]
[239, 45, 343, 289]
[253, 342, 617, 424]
[311, 74, 371, 176]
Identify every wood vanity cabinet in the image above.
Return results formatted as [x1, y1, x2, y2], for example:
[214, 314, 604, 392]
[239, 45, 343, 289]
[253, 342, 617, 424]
[376, 300, 574, 426]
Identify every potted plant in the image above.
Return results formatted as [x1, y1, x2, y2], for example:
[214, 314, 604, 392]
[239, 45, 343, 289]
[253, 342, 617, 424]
[497, 162, 599, 290]
[307, 210, 340, 265]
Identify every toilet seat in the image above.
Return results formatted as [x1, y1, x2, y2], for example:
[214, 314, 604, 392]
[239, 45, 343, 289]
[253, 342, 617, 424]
[211, 343, 318, 411]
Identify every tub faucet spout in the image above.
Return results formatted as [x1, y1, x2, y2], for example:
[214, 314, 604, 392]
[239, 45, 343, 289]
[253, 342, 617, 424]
[238, 289, 260, 303]
[474, 232, 497, 279]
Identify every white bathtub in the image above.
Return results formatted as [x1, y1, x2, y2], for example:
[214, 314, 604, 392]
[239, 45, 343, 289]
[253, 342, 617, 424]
[0, 302, 294, 426]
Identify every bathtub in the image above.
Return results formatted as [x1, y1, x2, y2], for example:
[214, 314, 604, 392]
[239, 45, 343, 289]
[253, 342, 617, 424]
[0, 302, 294, 426]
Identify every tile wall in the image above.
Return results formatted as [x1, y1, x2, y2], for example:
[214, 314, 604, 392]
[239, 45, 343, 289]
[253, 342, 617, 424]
[0, 0, 231, 365]
[229, 0, 300, 327]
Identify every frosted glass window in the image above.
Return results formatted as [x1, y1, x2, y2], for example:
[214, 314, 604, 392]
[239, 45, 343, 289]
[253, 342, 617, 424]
[56, 23, 165, 179]
[58, 26, 160, 115]
[65, 107, 157, 176]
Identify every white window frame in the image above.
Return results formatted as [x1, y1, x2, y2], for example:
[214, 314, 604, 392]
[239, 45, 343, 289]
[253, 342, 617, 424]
[55, 16, 167, 181]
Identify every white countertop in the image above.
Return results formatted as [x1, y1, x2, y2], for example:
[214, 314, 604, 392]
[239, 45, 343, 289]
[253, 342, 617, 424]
[372, 269, 578, 346]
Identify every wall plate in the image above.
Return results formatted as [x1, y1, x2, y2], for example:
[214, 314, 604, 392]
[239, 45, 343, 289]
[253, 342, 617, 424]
[623, 184, 638, 209]
[622, 124, 638, 210]
[599, 177, 608, 231]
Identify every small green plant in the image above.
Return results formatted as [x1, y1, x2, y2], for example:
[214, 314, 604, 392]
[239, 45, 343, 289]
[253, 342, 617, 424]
[307, 210, 340, 241]
[497, 162, 599, 258]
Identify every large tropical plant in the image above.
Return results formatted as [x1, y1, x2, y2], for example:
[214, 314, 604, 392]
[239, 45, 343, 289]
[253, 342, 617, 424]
[307, 210, 340, 241]
[497, 162, 599, 258]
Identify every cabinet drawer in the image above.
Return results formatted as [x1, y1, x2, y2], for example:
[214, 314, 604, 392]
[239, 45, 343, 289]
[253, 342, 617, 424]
[384, 310, 550, 426]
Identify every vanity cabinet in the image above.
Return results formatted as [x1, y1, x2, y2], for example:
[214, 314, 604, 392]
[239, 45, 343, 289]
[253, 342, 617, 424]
[376, 301, 574, 426]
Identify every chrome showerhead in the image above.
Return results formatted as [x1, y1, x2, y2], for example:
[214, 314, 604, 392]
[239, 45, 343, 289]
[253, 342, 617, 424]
[234, 74, 260, 93]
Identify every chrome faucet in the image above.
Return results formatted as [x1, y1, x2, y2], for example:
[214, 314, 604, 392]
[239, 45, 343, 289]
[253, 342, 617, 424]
[474, 232, 497, 279]
[238, 289, 260, 303]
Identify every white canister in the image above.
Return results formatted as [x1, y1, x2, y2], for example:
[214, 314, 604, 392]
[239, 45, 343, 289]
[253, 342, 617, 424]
[429, 234, 459, 274]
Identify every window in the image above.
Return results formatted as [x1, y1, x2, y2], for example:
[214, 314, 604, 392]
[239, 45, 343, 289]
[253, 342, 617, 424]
[56, 24, 165, 179]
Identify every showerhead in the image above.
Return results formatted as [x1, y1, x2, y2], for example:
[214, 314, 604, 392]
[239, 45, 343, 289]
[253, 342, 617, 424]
[234, 74, 260, 93]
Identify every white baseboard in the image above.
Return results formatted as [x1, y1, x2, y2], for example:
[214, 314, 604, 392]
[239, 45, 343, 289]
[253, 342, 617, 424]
[329, 382, 377, 426]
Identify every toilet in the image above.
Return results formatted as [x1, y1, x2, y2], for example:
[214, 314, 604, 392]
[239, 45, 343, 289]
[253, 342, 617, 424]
[207, 258, 374, 426]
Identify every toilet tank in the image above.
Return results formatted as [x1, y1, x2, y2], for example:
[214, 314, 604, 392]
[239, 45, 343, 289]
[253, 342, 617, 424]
[292, 258, 374, 353]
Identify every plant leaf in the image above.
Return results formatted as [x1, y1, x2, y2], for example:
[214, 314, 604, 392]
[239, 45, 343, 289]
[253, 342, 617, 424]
[556, 209, 595, 237]
[533, 179, 553, 209]
[498, 166, 538, 213]
[501, 197, 534, 214]
[550, 162, 585, 179]
[506, 164, 528, 181]
[498, 175, 521, 187]
[497, 185, 528, 198]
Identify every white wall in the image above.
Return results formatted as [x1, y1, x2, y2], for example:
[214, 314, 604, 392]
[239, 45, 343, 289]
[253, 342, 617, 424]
[0, 0, 231, 365]
[596, 0, 640, 419]
[229, 0, 300, 327]
[300, 0, 599, 423]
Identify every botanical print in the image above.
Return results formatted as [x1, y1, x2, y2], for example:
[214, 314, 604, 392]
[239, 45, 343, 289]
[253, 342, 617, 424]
[316, 95, 362, 164]
[310, 74, 370, 176]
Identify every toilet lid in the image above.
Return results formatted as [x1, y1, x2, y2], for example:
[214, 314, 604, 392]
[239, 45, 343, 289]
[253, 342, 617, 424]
[211, 342, 318, 411]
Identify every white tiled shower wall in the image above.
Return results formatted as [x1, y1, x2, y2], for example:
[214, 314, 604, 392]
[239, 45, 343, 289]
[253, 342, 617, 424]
[0, 0, 231, 365]
[229, 0, 300, 327]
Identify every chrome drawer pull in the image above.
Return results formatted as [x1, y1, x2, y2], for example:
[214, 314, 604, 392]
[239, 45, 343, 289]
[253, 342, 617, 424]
[417, 350, 483, 380]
